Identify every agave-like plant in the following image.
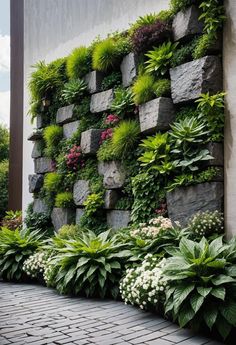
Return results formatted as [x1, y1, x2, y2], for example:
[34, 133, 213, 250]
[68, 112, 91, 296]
[61, 79, 87, 105]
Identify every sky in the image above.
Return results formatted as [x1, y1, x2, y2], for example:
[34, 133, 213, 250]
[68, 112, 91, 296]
[0, 0, 10, 127]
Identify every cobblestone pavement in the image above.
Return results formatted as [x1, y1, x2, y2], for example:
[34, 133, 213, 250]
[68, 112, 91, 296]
[0, 282, 224, 345]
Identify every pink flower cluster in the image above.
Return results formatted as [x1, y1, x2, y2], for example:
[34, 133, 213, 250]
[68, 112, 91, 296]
[65, 145, 84, 171]
[105, 114, 120, 126]
[100, 128, 113, 143]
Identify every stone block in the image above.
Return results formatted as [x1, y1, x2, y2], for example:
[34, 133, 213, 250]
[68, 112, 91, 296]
[28, 174, 44, 193]
[73, 180, 90, 206]
[90, 89, 114, 113]
[36, 114, 48, 129]
[51, 208, 75, 232]
[34, 157, 54, 174]
[27, 131, 42, 141]
[75, 208, 85, 225]
[166, 182, 224, 226]
[170, 56, 222, 104]
[84, 71, 104, 94]
[104, 190, 120, 209]
[63, 120, 80, 139]
[98, 161, 126, 189]
[33, 199, 49, 215]
[31, 141, 43, 159]
[172, 5, 203, 41]
[139, 97, 175, 134]
[206, 142, 224, 166]
[56, 104, 74, 124]
[107, 210, 131, 230]
[80, 129, 103, 154]
[121, 53, 138, 87]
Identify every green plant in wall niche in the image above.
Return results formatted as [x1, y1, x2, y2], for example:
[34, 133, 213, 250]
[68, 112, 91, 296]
[61, 79, 87, 105]
[145, 42, 178, 77]
[97, 139, 119, 162]
[132, 74, 155, 105]
[192, 34, 216, 60]
[129, 13, 160, 35]
[44, 172, 62, 193]
[43, 125, 63, 158]
[112, 120, 140, 159]
[175, 106, 198, 122]
[73, 97, 90, 119]
[170, 38, 198, 68]
[55, 192, 74, 208]
[101, 71, 122, 91]
[199, 0, 225, 38]
[66, 46, 91, 79]
[153, 79, 171, 98]
[110, 88, 135, 117]
[170, 0, 193, 14]
[83, 193, 104, 217]
[195, 92, 225, 142]
[156, 10, 174, 22]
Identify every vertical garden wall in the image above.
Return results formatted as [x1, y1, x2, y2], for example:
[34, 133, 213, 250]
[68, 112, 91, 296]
[26, 0, 225, 233]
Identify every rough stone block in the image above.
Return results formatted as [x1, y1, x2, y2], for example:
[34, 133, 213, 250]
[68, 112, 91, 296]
[63, 120, 80, 139]
[28, 174, 44, 193]
[121, 53, 138, 87]
[139, 97, 175, 134]
[33, 199, 49, 215]
[51, 208, 75, 232]
[90, 89, 114, 113]
[170, 56, 222, 104]
[107, 210, 131, 230]
[98, 161, 126, 189]
[75, 208, 85, 224]
[172, 5, 203, 41]
[80, 129, 103, 154]
[104, 190, 120, 209]
[27, 131, 42, 141]
[56, 104, 74, 124]
[73, 180, 90, 206]
[166, 182, 224, 226]
[34, 157, 54, 174]
[84, 71, 104, 94]
[36, 115, 43, 129]
[206, 142, 224, 166]
[31, 141, 43, 159]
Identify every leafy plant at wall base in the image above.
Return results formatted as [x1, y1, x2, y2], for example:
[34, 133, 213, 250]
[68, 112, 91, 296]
[101, 72, 122, 91]
[110, 88, 135, 117]
[112, 120, 140, 159]
[145, 42, 178, 77]
[61, 79, 87, 105]
[24, 203, 53, 236]
[44, 172, 62, 193]
[66, 46, 91, 79]
[55, 192, 74, 208]
[187, 210, 224, 238]
[163, 236, 236, 340]
[0, 227, 43, 281]
[49, 230, 132, 298]
[0, 160, 8, 220]
[83, 193, 104, 217]
[1, 211, 22, 231]
[132, 74, 156, 105]
[58, 225, 82, 240]
[153, 79, 171, 98]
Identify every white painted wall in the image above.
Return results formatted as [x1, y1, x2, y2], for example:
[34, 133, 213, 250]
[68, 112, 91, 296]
[23, 0, 169, 213]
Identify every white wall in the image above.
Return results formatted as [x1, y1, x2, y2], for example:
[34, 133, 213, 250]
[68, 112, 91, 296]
[23, 0, 169, 212]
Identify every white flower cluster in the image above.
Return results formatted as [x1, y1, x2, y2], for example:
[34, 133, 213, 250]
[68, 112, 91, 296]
[44, 261, 56, 287]
[188, 210, 224, 236]
[130, 216, 174, 240]
[120, 254, 168, 311]
[23, 251, 50, 279]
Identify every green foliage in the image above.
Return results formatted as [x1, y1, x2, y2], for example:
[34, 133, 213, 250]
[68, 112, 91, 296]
[170, 0, 193, 14]
[129, 13, 160, 35]
[163, 236, 236, 340]
[112, 120, 140, 159]
[199, 0, 225, 38]
[156, 10, 174, 22]
[187, 211, 224, 237]
[43, 125, 63, 158]
[0, 124, 9, 162]
[170, 38, 198, 68]
[1, 211, 22, 231]
[58, 225, 81, 239]
[61, 79, 87, 105]
[153, 79, 171, 98]
[84, 193, 104, 217]
[195, 92, 225, 142]
[44, 172, 62, 193]
[79, 158, 104, 194]
[66, 46, 91, 79]
[145, 42, 178, 76]
[101, 71, 122, 91]
[97, 139, 119, 162]
[111, 88, 135, 117]
[0, 160, 8, 220]
[132, 74, 155, 105]
[55, 192, 74, 208]
[49, 230, 131, 298]
[192, 34, 216, 60]
[24, 203, 53, 235]
[0, 227, 43, 281]
[73, 96, 90, 119]
[175, 106, 198, 122]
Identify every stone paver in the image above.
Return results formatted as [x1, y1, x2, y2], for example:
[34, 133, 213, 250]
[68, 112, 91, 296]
[0, 282, 224, 345]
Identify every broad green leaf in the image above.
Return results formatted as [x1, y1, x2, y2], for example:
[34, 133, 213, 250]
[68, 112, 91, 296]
[179, 237, 195, 259]
[203, 306, 218, 329]
[178, 305, 195, 327]
[220, 302, 236, 326]
[212, 275, 236, 286]
[197, 286, 212, 298]
[211, 287, 225, 301]
[190, 293, 205, 313]
[86, 265, 97, 279]
[173, 284, 195, 314]
[217, 315, 232, 340]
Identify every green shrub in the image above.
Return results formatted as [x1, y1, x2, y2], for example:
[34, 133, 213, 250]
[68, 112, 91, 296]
[187, 210, 224, 237]
[43, 125, 63, 157]
[153, 79, 171, 98]
[44, 172, 62, 193]
[0, 124, 9, 162]
[112, 120, 140, 159]
[0, 160, 8, 220]
[156, 10, 174, 22]
[145, 42, 178, 77]
[66, 46, 91, 79]
[24, 203, 53, 235]
[111, 88, 135, 117]
[61, 79, 87, 105]
[192, 34, 216, 60]
[163, 236, 236, 340]
[170, 0, 193, 14]
[97, 140, 119, 162]
[132, 74, 155, 105]
[0, 227, 43, 281]
[175, 106, 198, 122]
[83, 193, 104, 216]
[129, 13, 160, 35]
[1, 210, 22, 231]
[55, 192, 74, 208]
[101, 71, 122, 91]
[199, 0, 225, 38]
[58, 224, 81, 239]
[47, 230, 131, 297]
[170, 38, 198, 68]
[73, 96, 90, 119]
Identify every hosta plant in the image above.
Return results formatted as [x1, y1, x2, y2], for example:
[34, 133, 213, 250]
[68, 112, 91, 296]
[110, 88, 135, 117]
[0, 227, 43, 281]
[163, 236, 236, 340]
[48, 230, 132, 298]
